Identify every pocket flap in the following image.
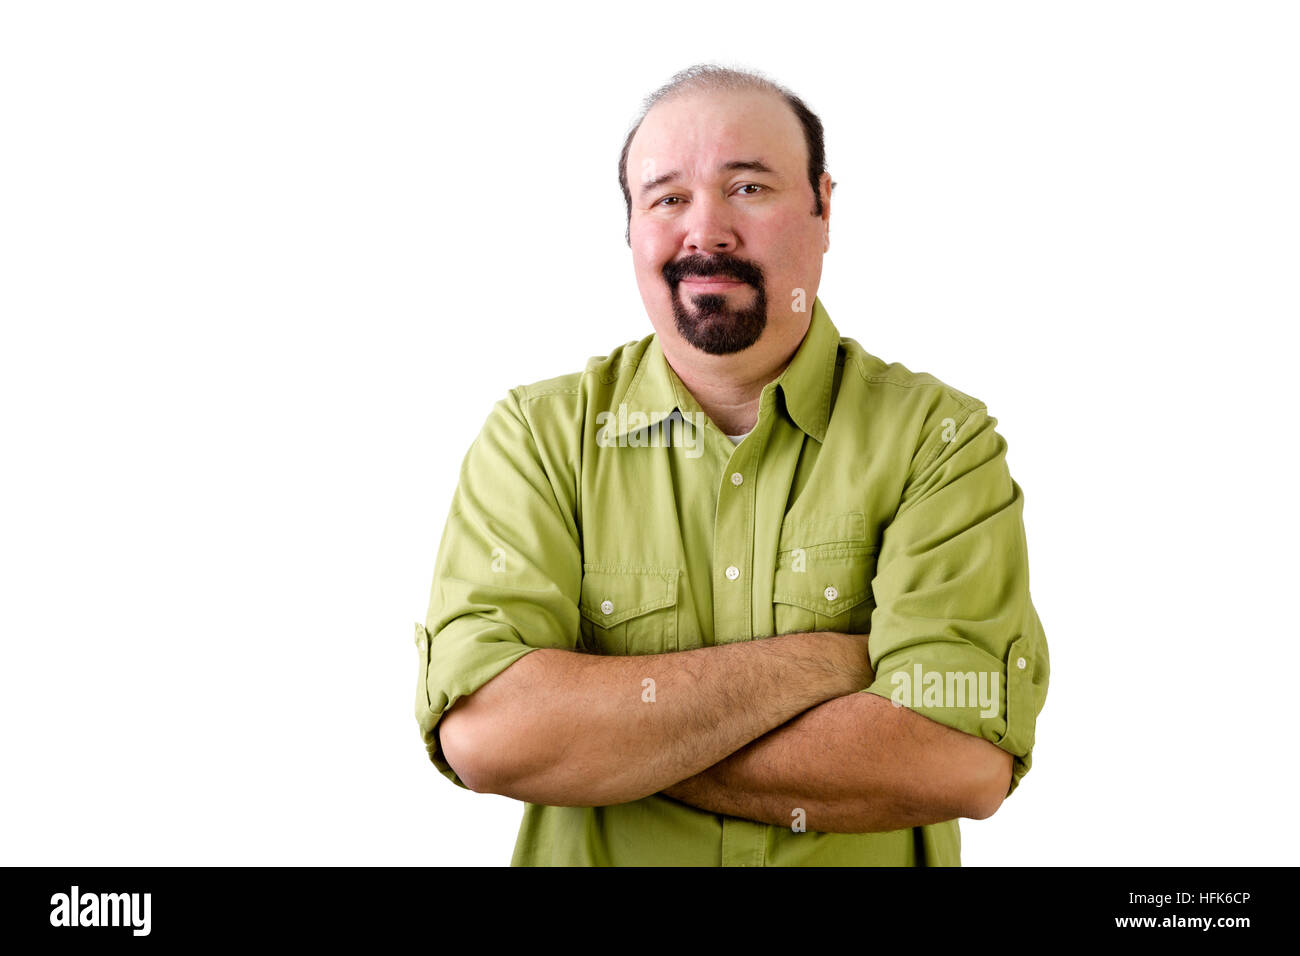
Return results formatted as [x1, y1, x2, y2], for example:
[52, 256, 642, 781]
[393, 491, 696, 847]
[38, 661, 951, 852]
[778, 510, 867, 549]
[579, 566, 679, 626]
[773, 548, 876, 616]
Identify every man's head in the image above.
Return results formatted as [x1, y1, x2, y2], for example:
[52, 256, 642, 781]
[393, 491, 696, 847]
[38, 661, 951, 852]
[620, 65, 835, 366]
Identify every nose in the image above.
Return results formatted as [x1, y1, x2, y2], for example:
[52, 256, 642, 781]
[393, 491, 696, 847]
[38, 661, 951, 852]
[681, 194, 736, 255]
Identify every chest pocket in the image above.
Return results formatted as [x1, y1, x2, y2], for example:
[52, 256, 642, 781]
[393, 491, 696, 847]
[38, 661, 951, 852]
[578, 566, 679, 656]
[773, 511, 877, 636]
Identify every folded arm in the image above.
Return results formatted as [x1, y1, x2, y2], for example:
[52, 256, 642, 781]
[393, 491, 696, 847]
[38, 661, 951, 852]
[661, 689, 1013, 832]
[439, 630, 874, 808]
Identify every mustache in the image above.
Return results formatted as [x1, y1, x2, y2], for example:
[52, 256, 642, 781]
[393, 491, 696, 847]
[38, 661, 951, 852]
[663, 254, 764, 288]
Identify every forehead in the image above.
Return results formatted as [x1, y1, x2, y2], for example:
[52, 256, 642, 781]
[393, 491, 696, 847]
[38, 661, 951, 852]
[628, 88, 806, 179]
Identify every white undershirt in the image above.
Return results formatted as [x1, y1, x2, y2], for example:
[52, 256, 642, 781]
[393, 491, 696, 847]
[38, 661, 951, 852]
[725, 431, 751, 445]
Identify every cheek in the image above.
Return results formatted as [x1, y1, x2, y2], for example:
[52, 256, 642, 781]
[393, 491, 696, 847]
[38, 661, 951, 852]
[755, 219, 817, 274]
[757, 242, 802, 290]
[632, 253, 671, 307]
[633, 232, 678, 283]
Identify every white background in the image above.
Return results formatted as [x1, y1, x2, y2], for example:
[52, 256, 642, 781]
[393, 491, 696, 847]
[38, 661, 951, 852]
[3, 1, 1297, 866]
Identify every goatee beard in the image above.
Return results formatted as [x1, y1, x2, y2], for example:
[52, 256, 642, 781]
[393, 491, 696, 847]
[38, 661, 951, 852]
[663, 254, 768, 355]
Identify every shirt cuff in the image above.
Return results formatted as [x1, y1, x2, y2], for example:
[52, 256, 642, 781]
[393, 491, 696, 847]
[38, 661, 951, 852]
[860, 615, 1048, 796]
[414, 618, 540, 789]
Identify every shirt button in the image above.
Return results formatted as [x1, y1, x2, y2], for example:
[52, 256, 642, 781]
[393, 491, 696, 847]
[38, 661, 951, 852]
[823, 585, 838, 601]
[600, 600, 614, 615]
[1016, 657, 1027, 670]
[725, 565, 740, 581]
[730, 472, 744, 486]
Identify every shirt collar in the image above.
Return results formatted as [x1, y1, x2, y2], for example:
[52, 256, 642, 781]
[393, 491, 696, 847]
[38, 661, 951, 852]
[773, 296, 839, 443]
[613, 295, 840, 443]
[609, 335, 686, 439]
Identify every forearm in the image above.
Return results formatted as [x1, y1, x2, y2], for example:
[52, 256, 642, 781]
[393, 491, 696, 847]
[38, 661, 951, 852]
[661, 691, 1013, 832]
[440, 632, 869, 807]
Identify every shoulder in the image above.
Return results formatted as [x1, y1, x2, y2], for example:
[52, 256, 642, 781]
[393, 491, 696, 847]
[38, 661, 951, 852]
[484, 334, 656, 446]
[511, 334, 653, 406]
[836, 336, 994, 478]
[839, 335, 985, 416]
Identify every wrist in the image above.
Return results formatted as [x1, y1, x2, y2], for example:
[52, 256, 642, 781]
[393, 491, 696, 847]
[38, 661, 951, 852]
[822, 631, 874, 694]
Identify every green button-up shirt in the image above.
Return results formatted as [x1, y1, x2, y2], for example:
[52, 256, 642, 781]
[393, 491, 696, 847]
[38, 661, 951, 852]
[415, 297, 1049, 866]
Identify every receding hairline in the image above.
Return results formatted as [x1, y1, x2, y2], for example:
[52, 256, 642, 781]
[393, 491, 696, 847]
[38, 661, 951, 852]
[624, 77, 811, 200]
[635, 63, 792, 115]
[627, 68, 799, 154]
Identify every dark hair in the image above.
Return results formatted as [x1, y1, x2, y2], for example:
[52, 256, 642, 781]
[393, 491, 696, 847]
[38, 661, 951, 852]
[618, 64, 836, 245]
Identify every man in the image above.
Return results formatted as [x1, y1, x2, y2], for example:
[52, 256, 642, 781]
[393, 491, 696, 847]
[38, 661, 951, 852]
[413, 64, 1049, 866]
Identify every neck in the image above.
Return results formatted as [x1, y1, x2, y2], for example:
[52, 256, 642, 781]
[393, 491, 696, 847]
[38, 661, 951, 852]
[662, 343, 794, 436]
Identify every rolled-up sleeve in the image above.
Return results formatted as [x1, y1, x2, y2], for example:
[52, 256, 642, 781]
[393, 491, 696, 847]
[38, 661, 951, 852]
[862, 401, 1049, 796]
[414, 390, 582, 789]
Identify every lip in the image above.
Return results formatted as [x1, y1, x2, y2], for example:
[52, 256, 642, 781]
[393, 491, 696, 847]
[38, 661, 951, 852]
[679, 277, 745, 289]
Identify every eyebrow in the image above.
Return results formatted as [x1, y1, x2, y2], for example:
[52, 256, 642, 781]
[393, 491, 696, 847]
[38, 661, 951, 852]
[639, 160, 778, 200]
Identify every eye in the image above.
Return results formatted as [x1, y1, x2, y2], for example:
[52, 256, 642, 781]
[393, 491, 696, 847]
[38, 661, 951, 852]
[735, 183, 765, 196]
[655, 196, 684, 207]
